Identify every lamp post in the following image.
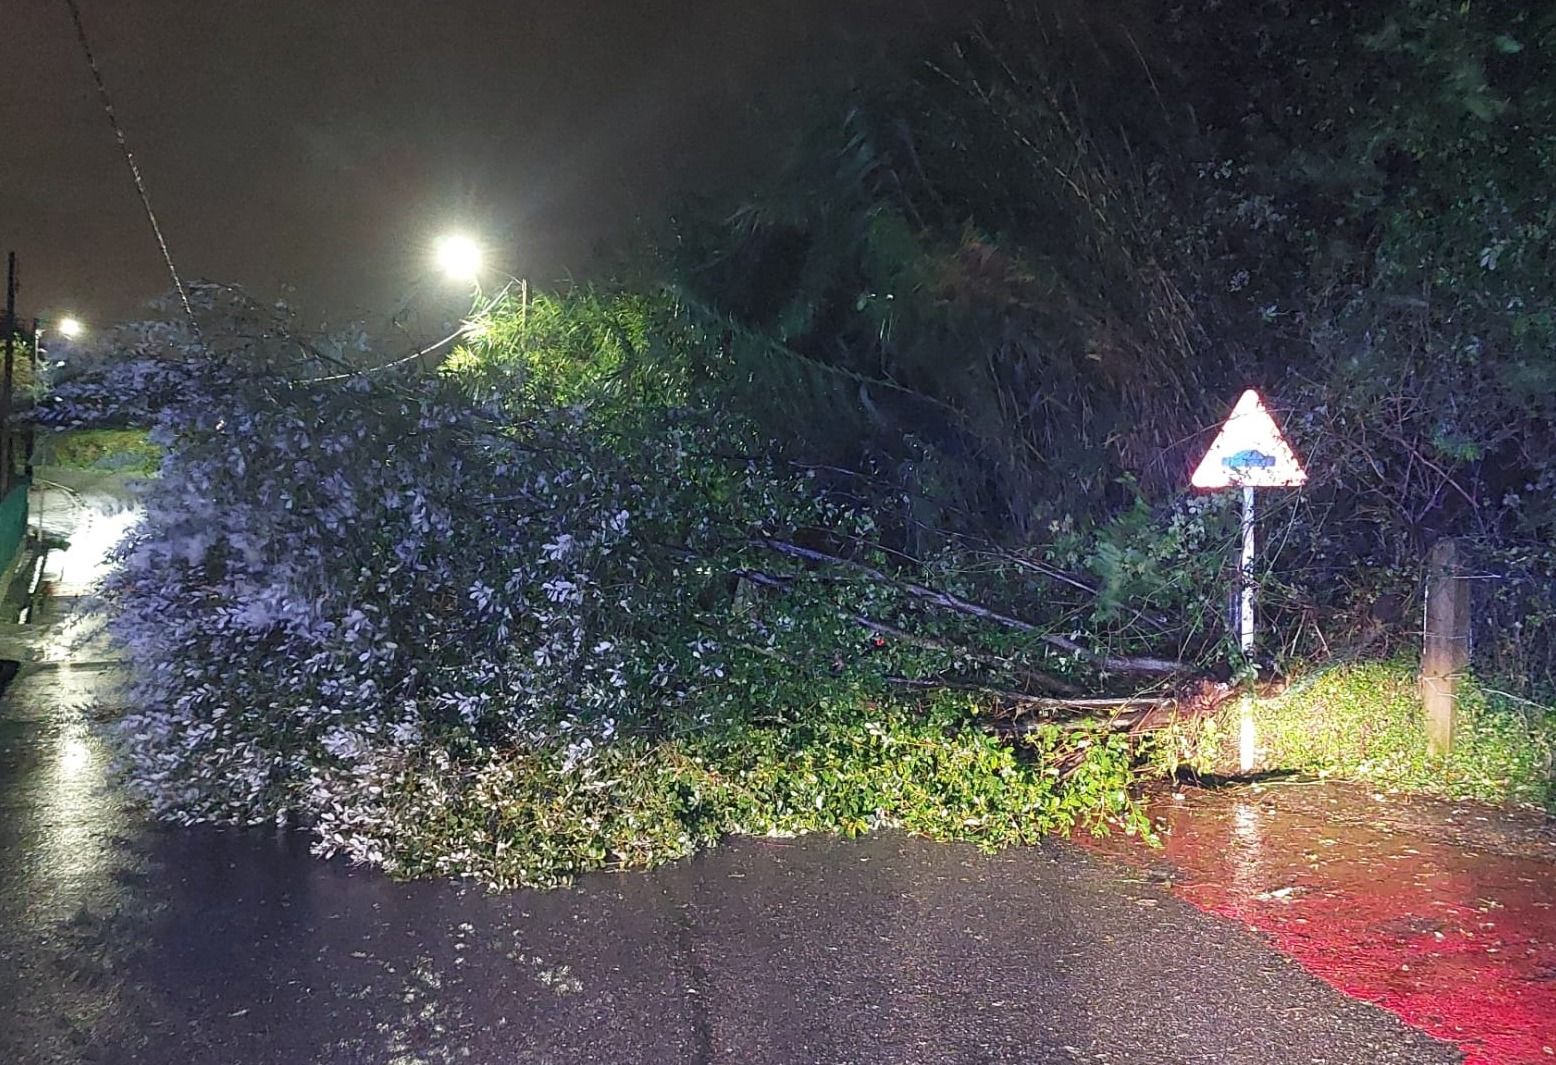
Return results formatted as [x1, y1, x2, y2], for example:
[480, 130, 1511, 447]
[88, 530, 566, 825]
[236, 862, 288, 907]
[34, 314, 88, 354]
[2, 253, 17, 494]
[434, 233, 484, 286]
[27, 315, 84, 478]
[433, 230, 527, 324]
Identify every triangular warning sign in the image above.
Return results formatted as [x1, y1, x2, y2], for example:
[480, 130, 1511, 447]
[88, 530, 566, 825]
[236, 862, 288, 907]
[1191, 389, 1307, 489]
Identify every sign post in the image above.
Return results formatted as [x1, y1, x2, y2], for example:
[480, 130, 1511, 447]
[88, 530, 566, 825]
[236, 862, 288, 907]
[1191, 390, 1307, 773]
[1239, 485, 1256, 656]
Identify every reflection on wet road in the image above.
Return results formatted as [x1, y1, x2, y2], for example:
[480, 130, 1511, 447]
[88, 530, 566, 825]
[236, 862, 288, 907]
[1086, 785, 1556, 1065]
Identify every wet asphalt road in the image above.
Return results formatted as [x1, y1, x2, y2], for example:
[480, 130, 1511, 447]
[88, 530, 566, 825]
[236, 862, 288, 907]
[0, 477, 1461, 1064]
[0, 665, 1462, 1065]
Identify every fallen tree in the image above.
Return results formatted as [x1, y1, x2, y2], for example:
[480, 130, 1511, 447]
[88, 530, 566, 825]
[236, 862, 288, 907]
[39, 294, 1234, 888]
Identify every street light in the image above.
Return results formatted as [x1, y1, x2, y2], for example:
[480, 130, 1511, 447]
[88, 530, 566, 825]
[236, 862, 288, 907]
[10, 314, 84, 483]
[434, 233, 483, 285]
[34, 315, 87, 358]
[431, 231, 531, 333]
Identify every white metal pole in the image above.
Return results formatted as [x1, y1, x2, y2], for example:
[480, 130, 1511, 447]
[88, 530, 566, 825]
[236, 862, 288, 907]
[1239, 485, 1256, 653]
[1238, 484, 1257, 772]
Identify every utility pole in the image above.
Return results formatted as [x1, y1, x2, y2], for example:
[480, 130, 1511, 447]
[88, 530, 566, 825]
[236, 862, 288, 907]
[2, 252, 17, 495]
[24, 317, 37, 478]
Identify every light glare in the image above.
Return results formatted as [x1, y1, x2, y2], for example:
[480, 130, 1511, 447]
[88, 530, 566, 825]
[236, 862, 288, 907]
[435, 234, 483, 283]
[57, 317, 84, 339]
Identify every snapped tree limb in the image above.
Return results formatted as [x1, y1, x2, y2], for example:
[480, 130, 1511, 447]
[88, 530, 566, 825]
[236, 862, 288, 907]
[990, 677, 1236, 737]
[753, 537, 1189, 677]
[886, 675, 1171, 713]
[733, 568, 1084, 697]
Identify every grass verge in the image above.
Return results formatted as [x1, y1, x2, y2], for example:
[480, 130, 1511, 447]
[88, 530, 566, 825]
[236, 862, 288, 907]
[41, 429, 160, 475]
[1200, 659, 1556, 807]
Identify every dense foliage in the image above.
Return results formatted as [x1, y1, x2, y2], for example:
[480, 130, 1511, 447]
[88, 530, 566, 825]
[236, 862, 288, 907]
[42, 292, 1153, 886]
[1231, 660, 1556, 807]
[37, 429, 160, 474]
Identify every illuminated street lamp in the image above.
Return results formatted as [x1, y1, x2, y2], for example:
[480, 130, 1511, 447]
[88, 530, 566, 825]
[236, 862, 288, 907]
[434, 233, 484, 285]
[431, 231, 532, 330]
[34, 315, 87, 360]
[10, 313, 86, 482]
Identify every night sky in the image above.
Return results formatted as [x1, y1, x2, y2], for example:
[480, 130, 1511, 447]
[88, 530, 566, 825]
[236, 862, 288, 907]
[3, 0, 967, 333]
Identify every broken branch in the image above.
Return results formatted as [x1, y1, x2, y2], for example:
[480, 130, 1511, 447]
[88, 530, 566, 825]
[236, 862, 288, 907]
[754, 536, 1188, 677]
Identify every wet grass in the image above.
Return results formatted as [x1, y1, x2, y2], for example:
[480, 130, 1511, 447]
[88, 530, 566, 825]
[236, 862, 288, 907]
[1201, 659, 1556, 808]
[39, 430, 160, 476]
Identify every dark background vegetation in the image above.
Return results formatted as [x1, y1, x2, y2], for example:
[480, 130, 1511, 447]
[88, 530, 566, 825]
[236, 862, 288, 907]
[51, 0, 1556, 692]
[38, 0, 1556, 697]
[644, 0, 1556, 691]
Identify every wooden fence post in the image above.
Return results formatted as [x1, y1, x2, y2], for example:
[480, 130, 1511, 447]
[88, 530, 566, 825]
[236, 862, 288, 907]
[1421, 538, 1470, 757]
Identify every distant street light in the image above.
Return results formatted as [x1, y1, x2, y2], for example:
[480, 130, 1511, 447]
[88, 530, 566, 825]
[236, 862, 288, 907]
[434, 233, 484, 285]
[13, 313, 86, 482]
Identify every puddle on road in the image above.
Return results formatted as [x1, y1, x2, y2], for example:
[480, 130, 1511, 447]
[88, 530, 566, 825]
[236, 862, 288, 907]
[1084, 783, 1556, 1065]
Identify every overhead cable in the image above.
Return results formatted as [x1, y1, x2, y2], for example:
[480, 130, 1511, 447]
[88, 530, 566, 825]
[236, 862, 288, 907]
[61, 0, 199, 335]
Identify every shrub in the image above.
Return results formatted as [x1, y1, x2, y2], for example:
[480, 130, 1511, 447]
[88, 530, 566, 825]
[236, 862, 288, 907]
[336, 696, 1144, 889]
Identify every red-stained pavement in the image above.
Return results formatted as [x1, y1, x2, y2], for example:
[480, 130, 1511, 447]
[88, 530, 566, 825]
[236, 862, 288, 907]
[1085, 784, 1556, 1065]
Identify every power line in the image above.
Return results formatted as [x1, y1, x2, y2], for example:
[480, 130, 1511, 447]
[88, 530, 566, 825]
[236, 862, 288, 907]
[299, 326, 469, 384]
[61, 0, 199, 334]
